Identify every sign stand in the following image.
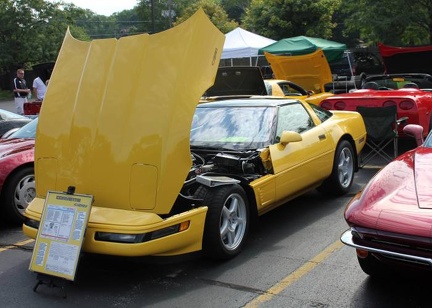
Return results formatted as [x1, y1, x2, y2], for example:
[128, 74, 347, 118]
[33, 273, 67, 298]
[29, 186, 93, 297]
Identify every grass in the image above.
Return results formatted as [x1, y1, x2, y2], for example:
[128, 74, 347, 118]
[0, 90, 13, 101]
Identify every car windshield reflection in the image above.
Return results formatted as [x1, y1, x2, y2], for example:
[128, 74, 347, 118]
[8, 118, 38, 139]
[190, 106, 276, 150]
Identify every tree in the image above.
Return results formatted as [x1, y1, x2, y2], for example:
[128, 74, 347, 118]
[221, 0, 251, 22]
[0, 0, 91, 73]
[173, 0, 238, 33]
[242, 0, 342, 41]
[341, 0, 432, 46]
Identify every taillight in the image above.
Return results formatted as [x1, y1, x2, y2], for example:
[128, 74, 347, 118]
[321, 101, 332, 110]
[400, 100, 415, 110]
[334, 101, 346, 110]
[382, 100, 396, 107]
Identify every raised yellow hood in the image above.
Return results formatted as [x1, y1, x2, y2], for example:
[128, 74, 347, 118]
[35, 9, 225, 214]
[264, 49, 332, 93]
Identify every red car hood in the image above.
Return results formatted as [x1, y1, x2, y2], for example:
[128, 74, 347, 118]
[0, 138, 35, 157]
[378, 42, 432, 74]
[345, 147, 432, 237]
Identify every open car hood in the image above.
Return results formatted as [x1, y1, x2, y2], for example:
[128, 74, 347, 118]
[378, 42, 432, 74]
[264, 49, 332, 93]
[203, 66, 267, 96]
[34, 9, 224, 214]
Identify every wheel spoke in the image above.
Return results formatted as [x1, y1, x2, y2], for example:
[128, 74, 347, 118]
[219, 193, 248, 249]
[337, 148, 353, 187]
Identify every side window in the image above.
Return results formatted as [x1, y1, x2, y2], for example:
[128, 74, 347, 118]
[276, 103, 314, 141]
[308, 103, 332, 123]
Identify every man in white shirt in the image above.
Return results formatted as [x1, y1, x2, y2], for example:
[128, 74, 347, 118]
[33, 76, 47, 101]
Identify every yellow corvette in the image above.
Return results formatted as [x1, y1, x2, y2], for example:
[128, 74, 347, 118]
[22, 10, 366, 260]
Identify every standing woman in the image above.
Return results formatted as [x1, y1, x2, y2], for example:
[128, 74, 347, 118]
[13, 68, 30, 115]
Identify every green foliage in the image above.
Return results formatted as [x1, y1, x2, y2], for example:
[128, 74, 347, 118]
[0, 89, 13, 101]
[173, 0, 238, 33]
[221, 0, 251, 22]
[2, 0, 432, 78]
[242, 0, 342, 40]
[341, 0, 432, 46]
[0, 0, 91, 73]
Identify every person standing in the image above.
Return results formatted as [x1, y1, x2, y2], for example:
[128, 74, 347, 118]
[32, 75, 47, 101]
[13, 68, 30, 115]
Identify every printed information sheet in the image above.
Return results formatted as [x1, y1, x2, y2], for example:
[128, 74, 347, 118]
[29, 191, 93, 281]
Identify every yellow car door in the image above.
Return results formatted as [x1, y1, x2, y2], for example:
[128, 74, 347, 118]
[268, 102, 334, 202]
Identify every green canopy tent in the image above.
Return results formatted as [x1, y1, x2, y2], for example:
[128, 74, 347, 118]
[259, 36, 346, 63]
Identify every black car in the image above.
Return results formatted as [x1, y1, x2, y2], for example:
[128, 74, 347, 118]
[326, 50, 384, 93]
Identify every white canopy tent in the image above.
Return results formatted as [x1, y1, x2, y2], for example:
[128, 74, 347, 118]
[221, 27, 276, 66]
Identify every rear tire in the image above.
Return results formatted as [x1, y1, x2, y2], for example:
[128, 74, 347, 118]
[318, 140, 354, 196]
[194, 184, 249, 260]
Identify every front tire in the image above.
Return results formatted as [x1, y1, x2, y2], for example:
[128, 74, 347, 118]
[194, 184, 249, 260]
[318, 140, 354, 195]
[1, 166, 35, 225]
[357, 254, 386, 277]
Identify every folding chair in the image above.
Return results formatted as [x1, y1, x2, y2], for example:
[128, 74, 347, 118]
[356, 105, 408, 167]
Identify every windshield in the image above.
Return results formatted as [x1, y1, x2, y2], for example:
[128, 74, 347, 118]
[0, 109, 27, 120]
[366, 76, 432, 90]
[191, 106, 276, 150]
[8, 118, 38, 139]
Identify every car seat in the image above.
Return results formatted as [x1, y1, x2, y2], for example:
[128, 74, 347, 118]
[402, 82, 419, 89]
[362, 82, 379, 90]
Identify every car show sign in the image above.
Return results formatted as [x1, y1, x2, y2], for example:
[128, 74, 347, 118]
[29, 190, 93, 281]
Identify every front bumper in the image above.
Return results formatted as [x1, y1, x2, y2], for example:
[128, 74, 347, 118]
[341, 229, 432, 268]
[23, 197, 208, 257]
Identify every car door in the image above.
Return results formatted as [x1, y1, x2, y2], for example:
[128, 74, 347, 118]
[268, 102, 334, 203]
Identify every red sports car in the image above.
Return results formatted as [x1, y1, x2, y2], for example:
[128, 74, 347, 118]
[0, 118, 37, 225]
[341, 124, 432, 276]
[319, 73, 432, 137]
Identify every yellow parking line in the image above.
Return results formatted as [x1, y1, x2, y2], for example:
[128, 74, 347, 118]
[0, 239, 34, 253]
[245, 240, 344, 307]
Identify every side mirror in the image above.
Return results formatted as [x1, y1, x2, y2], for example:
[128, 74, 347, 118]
[403, 124, 424, 146]
[279, 131, 302, 147]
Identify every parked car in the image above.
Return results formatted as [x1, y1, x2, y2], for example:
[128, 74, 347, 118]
[341, 124, 432, 276]
[327, 50, 385, 92]
[264, 79, 334, 105]
[203, 67, 333, 105]
[0, 109, 31, 137]
[22, 12, 366, 260]
[24, 97, 366, 259]
[0, 118, 37, 224]
[319, 73, 432, 138]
